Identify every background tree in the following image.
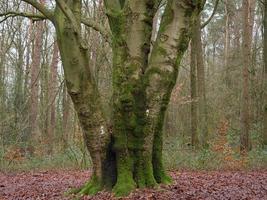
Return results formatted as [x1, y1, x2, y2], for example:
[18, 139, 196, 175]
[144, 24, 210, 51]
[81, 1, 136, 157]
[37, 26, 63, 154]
[263, 0, 267, 146]
[240, 0, 255, 153]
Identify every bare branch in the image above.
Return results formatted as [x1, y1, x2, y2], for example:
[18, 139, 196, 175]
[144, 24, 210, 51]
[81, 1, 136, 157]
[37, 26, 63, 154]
[81, 18, 111, 44]
[201, 0, 220, 29]
[21, 0, 54, 20]
[0, 11, 47, 23]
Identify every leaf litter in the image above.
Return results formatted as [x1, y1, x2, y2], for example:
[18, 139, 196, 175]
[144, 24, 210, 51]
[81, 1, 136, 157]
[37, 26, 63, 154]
[0, 170, 266, 200]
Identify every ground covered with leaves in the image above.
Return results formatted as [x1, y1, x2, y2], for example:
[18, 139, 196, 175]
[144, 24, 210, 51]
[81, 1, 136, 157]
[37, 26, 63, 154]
[0, 170, 266, 200]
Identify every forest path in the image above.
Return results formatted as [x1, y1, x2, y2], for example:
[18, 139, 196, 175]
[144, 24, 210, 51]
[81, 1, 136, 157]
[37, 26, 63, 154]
[0, 170, 266, 199]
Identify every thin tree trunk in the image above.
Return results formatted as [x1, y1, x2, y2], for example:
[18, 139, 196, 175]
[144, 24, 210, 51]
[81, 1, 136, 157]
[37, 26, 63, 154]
[190, 41, 198, 147]
[224, 0, 231, 86]
[145, 0, 203, 185]
[240, 0, 252, 153]
[47, 41, 59, 154]
[62, 83, 70, 149]
[195, 16, 208, 148]
[29, 18, 44, 152]
[263, 0, 267, 146]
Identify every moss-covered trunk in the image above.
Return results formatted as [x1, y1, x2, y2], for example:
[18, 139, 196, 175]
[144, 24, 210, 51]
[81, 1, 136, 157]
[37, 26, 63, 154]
[33, 0, 204, 197]
[53, 2, 116, 194]
[145, 0, 202, 183]
[106, 1, 158, 195]
[105, 0, 203, 195]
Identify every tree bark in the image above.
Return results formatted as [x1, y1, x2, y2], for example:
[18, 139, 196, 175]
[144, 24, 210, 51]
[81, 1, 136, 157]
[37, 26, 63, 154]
[29, 18, 43, 152]
[11, 0, 204, 197]
[224, 0, 231, 86]
[191, 17, 208, 147]
[62, 83, 71, 149]
[240, 0, 252, 153]
[54, 1, 116, 194]
[47, 41, 59, 154]
[190, 41, 198, 147]
[145, 0, 203, 184]
[263, 0, 267, 146]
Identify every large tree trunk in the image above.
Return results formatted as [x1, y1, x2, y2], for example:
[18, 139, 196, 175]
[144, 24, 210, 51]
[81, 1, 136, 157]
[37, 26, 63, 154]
[106, 0, 157, 194]
[145, 0, 202, 185]
[19, 0, 203, 197]
[62, 83, 71, 150]
[224, 0, 231, 86]
[53, 2, 116, 194]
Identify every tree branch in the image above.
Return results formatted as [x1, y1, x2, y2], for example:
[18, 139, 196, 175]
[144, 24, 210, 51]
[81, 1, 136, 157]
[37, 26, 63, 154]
[81, 18, 111, 43]
[0, 11, 47, 23]
[55, 0, 80, 33]
[201, 0, 219, 29]
[21, 0, 54, 20]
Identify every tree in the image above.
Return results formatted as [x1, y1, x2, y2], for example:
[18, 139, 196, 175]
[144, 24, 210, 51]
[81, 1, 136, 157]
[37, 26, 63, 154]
[47, 41, 59, 153]
[263, 0, 267, 146]
[0, 0, 205, 196]
[190, 0, 219, 147]
[29, 10, 44, 149]
[224, 0, 231, 86]
[190, 41, 199, 146]
[240, 0, 254, 153]
[196, 16, 209, 148]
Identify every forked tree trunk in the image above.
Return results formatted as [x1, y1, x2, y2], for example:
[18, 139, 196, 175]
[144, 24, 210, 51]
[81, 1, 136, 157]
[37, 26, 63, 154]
[20, 0, 204, 197]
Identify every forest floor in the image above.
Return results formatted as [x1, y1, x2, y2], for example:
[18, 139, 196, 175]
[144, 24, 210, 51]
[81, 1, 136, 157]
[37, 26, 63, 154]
[0, 170, 266, 200]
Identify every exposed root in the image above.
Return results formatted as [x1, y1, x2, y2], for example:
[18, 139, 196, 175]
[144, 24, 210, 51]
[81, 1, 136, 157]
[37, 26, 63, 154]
[66, 175, 102, 198]
[78, 176, 102, 195]
[112, 175, 136, 197]
[154, 169, 172, 185]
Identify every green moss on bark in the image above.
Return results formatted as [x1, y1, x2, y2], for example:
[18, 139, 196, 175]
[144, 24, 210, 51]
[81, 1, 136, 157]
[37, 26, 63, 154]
[134, 151, 157, 188]
[112, 151, 136, 196]
[78, 175, 102, 195]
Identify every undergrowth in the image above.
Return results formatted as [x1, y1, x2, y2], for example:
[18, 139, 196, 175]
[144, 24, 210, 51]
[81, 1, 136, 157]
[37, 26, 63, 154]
[0, 145, 91, 172]
[1, 128, 266, 172]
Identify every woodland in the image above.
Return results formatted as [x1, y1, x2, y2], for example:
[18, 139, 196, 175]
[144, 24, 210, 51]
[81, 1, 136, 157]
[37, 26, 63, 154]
[0, 0, 266, 199]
